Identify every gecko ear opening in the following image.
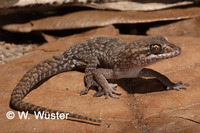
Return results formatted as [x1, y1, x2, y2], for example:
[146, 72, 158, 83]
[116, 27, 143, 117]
[150, 44, 162, 54]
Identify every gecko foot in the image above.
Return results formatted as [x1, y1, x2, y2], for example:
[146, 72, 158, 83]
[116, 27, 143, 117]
[93, 84, 118, 97]
[167, 81, 190, 90]
[103, 84, 121, 99]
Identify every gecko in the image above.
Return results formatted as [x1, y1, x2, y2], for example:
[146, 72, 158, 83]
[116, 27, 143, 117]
[10, 36, 189, 125]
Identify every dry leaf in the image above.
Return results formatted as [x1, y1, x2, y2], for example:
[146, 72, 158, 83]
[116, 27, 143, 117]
[2, 7, 200, 32]
[41, 25, 119, 42]
[1, 34, 200, 132]
[147, 17, 200, 37]
[41, 32, 59, 43]
[0, 0, 197, 11]
[86, 1, 195, 11]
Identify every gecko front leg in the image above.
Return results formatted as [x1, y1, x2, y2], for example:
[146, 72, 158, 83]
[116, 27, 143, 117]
[92, 69, 121, 99]
[81, 68, 119, 98]
[80, 59, 119, 98]
[138, 68, 189, 90]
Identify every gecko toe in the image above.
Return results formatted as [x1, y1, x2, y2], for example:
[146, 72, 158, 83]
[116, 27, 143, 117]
[110, 84, 118, 90]
[103, 85, 121, 99]
[93, 91, 104, 97]
[109, 93, 120, 99]
[109, 84, 121, 95]
[80, 90, 88, 95]
[93, 86, 121, 98]
[80, 87, 89, 95]
[111, 89, 121, 95]
[167, 81, 189, 90]
[105, 93, 109, 99]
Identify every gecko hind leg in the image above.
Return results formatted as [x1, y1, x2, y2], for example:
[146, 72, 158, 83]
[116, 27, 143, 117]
[80, 73, 102, 96]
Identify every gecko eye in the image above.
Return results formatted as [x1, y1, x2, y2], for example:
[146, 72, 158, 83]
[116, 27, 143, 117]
[150, 44, 162, 54]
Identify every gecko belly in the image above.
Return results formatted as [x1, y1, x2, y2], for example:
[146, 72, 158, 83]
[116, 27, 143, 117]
[113, 68, 142, 79]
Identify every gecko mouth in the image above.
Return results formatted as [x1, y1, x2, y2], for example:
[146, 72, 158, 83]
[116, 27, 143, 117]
[147, 47, 181, 61]
[157, 48, 181, 59]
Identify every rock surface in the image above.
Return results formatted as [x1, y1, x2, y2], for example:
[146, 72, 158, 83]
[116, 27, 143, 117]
[1, 31, 200, 132]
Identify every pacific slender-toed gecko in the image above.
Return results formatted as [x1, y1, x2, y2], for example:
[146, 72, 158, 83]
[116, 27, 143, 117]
[10, 36, 189, 124]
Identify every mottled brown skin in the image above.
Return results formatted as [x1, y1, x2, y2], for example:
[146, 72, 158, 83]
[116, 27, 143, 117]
[10, 36, 189, 124]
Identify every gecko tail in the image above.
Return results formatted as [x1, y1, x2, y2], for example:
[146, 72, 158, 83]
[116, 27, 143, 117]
[10, 55, 101, 125]
[10, 100, 101, 125]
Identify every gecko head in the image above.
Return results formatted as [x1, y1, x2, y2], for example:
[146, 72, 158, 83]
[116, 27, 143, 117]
[129, 36, 181, 66]
[147, 36, 181, 59]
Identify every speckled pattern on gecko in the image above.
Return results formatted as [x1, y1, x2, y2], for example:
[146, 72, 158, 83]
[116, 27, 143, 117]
[10, 36, 189, 125]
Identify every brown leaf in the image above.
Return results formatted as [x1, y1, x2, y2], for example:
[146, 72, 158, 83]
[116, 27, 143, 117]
[0, 0, 196, 11]
[2, 7, 200, 32]
[40, 32, 59, 43]
[70, 25, 120, 38]
[147, 17, 200, 37]
[86, 1, 195, 11]
[0, 34, 200, 132]
[41, 25, 119, 42]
